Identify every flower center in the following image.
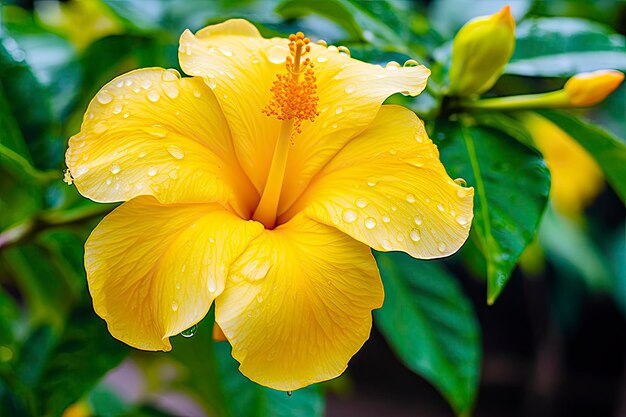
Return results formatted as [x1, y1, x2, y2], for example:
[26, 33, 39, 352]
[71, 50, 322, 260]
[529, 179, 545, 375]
[252, 32, 319, 229]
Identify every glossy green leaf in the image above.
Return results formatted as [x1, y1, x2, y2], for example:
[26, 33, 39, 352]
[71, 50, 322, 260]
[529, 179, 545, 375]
[507, 18, 626, 76]
[434, 121, 550, 302]
[537, 110, 626, 203]
[374, 252, 480, 416]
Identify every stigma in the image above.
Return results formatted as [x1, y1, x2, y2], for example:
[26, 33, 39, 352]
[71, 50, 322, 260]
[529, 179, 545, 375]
[262, 32, 319, 137]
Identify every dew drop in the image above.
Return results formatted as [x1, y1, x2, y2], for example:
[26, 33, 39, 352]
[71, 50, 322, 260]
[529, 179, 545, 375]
[367, 179, 377, 187]
[105, 178, 112, 185]
[167, 145, 185, 159]
[342, 209, 358, 223]
[457, 189, 467, 198]
[163, 84, 179, 98]
[438, 242, 447, 253]
[316, 55, 328, 63]
[337, 46, 351, 56]
[162, 69, 180, 81]
[208, 282, 216, 293]
[437, 203, 445, 212]
[181, 325, 197, 338]
[345, 84, 355, 94]
[141, 79, 152, 89]
[147, 90, 160, 102]
[385, 61, 401, 70]
[146, 124, 168, 137]
[335, 106, 343, 115]
[414, 216, 422, 225]
[396, 234, 405, 242]
[171, 301, 179, 312]
[381, 239, 393, 250]
[317, 39, 328, 47]
[265, 44, 289, 64]
[256, 294, 264, 303]
[93, 121, 108, 133]
[176, 282, 181, 290]
[112, 103, 123, 114]
[207, 78, 217, 89]
[287, 391, 293, 397]
[365, 217, 377, 229]
[382, 214, 391, 223]
[138, 151, 146, 158]
[110, 164, 121, 174]
[456, 214, 469, 226]
[410, 229, 421, 242]
[97, 91, 113, 104]
[356, 198, 368, 208]
[454, 178, 467, 187]
[193, 89, 202, 97]
[148, 167, 157, 176]
[389, 148, 397, 155]
[406, 194, 416, 203]
[403, 59, 419, 67]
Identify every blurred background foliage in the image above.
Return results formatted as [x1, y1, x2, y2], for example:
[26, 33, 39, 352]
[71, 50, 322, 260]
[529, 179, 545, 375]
[0, 0, 625, 416]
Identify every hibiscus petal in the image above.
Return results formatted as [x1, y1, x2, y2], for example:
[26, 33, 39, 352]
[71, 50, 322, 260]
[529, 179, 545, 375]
[178, 19, 284, 194]
[215, 214, 383, 390]
[286, 105, 474, 258]
[86, 196, 263, 351]
[279, 45, 430, 211]
[66, 68, 257, 217]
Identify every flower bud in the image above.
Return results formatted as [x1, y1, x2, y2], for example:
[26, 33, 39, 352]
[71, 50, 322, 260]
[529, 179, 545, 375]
[563, 70, 624, 107]
[448, 6, 516, 96]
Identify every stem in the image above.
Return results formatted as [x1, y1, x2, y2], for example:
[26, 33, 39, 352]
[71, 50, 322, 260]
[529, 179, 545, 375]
[252, 120, 294, 229]
[461, 91, 569, 111]
[0, 204, 115, 250]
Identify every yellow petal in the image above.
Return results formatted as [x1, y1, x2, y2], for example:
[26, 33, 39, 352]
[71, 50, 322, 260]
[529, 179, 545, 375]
[522, 112, 604, 218]
[66, 68, 257, 217]
[280, 46, 430, 211]
[178, 19, 283, 193]
[215, 214, 383, 390]
[284, 105, 474, 258]
[86, 196, 263, 351]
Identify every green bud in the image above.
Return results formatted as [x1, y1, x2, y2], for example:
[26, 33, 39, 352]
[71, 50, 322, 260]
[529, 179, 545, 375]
[448, 6, 516, 96]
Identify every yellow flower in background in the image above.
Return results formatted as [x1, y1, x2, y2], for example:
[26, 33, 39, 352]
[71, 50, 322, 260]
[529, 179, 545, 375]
[35, 0, 122, 50]
[448, 5, 516, 96]
[522, 112, 604, 218]
[65, 19, 474, 390]
[563, 70, 625, 107]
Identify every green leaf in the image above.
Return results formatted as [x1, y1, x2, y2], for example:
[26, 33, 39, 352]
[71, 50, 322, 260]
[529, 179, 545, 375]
[435, 121, 550, 303]
[539, 207, 613, 292]
[507, 18, 626, 76]
[37, 305, 129, 417]
[374, 252, 480, 416]
[169, 314, 325, 417]
[537, 110, 626, 203]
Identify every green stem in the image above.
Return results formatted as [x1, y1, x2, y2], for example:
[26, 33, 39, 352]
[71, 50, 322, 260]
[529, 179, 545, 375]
[461, 91, 569, 111]
[0, 204, 115, 250]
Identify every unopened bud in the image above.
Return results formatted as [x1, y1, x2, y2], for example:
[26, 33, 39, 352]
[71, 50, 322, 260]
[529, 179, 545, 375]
[563, 70, 624, 107]
[448, 6, 516, 96]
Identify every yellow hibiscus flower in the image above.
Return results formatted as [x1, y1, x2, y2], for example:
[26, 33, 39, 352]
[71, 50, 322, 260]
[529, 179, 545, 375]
[64, 19, 474, 390]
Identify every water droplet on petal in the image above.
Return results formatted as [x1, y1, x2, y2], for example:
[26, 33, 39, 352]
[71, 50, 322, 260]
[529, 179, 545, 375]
[171, 301, 179, 311]
[208, 282, 216, 293]
[335, 106, 343, 114]
[163, 84, 179, 98]
[403, 59, 419, 67]
[406, 194, 416, 203]
[123, 112, 130, 118]
[385, 61, 401, 70]
[148, 167, 157, 176]
[264, 44, 289, 64]
[93, 121, 108, 133]
[193, 89, 202, 97]
[438, 242, 447, 253]
[414, 216, 422, 225]
[367, 178, 377, 187]
[141, 79, 152, 89]
[218, 46, 232, 56]
[138, 151, 146, 158]
[111, 164, 121, 174]
[327, 45, 338, 53]
[97, 91, 113, 104]
[181, 325, 197, 338]
[146, 124, 168, 137]
[337, 46, 351, 57]
[207, 78, 217, 89]
[381, 239, 393, 250]
[112, 103, 123, 114]
[343, 209, 358, 223]
[147, 90, 160, 102]
[256, 294, 264, 303]
[382, 214, 390, 223]
[167, 145, 185, 159]
[356, 198, 368, 208]
[316, 55, 328, 63]
[456, 214, 469, 226]
[410, 229, 421, 242]
[437, 203, 445, 212]
[162, 69, 180, 81]
[365, 217, 377, 229]
[454, 178, 467, 187]
[345, 84, 355, 94]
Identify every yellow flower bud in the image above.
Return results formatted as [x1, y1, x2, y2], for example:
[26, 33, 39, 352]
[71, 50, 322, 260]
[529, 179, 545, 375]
[563, 70, 624, 107]
[448, 6, 516, 96]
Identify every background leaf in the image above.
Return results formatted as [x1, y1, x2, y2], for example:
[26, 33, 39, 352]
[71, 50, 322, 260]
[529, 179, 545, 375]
[374, 252, 480, 416]
[434, 121, 550, 303]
